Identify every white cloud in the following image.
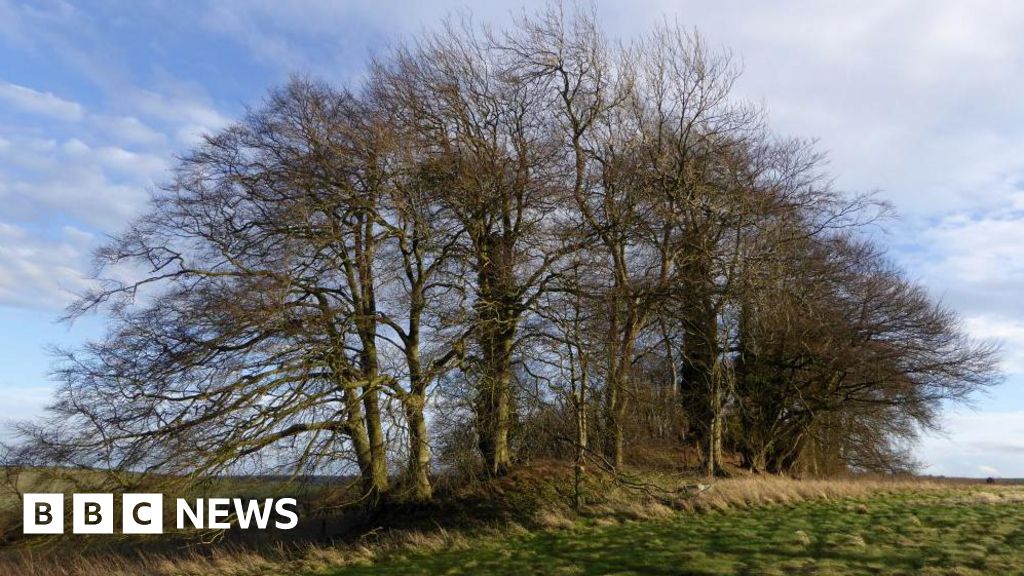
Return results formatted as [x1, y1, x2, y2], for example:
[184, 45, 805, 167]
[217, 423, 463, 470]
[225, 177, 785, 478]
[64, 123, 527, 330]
[978, 465, 1001, 477]
[195, 1, 1024, 213]
[0, 385, 54, 432]
[0, 135, 155, 229]
[94, 145, 168, 178]
[0, 222, 25, 240]
[127, 86, 231, 145]
[0, 224, 95, 310]
[925, 212, 1024, 286]
[0, 81, 186, 311]
[963, 316, 1024, 375]
[91, 115, 168, 147]
[0, 75, 218, 270]
[919, 409, 1024, 477]
[0, 81, 84, 122]
[896, 204, 1024, 375]
[62, 137, 90, 155]
[61, 225, 94, 245]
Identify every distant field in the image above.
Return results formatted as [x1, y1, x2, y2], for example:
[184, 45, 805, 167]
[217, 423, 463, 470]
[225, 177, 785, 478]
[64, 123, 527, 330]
[327, 487, 1024, 576]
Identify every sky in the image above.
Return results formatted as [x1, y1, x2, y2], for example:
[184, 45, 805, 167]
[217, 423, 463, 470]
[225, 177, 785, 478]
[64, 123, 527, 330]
[1, 0, 1023, 477]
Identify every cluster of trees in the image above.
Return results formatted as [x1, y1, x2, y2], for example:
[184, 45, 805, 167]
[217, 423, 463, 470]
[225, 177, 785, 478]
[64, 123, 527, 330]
[8, 7, 998, 504]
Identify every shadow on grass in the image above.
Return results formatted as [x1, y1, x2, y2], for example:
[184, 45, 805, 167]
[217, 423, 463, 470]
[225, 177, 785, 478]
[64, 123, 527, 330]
[329, 494, 1024, 576]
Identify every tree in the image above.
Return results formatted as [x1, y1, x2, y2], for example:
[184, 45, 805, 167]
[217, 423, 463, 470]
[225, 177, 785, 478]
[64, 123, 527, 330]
[735, 235, 1000, 474]
[30, 80, 404, 498]
[374, 18, 580, 475]
[8, 5, 1000, 506]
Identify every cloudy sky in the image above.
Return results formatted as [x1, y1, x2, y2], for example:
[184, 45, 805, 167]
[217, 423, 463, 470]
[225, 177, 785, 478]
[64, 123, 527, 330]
[1, 0, 1023, 477]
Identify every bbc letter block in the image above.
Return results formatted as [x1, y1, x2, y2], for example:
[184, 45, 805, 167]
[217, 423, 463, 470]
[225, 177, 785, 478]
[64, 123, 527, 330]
[23, 493, 64, 534]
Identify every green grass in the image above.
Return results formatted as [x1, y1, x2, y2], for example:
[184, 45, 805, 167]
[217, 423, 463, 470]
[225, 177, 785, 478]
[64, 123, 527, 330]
[324, 489, 1024, 575]
[5, 471, 1024, 575]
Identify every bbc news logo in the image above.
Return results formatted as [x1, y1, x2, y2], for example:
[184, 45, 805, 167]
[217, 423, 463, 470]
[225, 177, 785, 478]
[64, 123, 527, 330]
[23, 493, 299, 534]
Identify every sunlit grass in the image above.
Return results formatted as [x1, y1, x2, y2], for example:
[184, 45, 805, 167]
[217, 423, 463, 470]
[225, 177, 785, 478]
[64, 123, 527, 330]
[4, 474, 1024, 575]
[323, 488, 1024, 575]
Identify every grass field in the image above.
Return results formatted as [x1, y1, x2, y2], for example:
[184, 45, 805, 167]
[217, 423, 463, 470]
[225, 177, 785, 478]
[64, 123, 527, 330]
[4, 471, 1024, 575]
[323, 488, 1024, 576]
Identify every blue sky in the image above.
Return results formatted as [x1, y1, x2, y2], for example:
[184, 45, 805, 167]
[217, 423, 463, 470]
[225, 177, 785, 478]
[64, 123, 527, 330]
[1, 0, 1023, 477]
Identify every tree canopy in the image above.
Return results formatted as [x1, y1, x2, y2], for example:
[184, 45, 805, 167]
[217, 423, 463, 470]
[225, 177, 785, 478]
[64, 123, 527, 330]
[6, 5, 1000, 504]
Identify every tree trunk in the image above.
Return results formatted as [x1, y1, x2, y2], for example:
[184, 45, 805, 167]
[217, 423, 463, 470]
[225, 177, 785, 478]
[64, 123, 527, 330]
[474, 232, 517, 476]
[603, 330, 624, 471]
[476, 328, 514, 475]
[340, 383, 382, 498]
[403, 293, 433, 502]
[355, 212, 390, 497]
[574, 351, 589, 510]
[405, 392, 432, 502]
[362, 387, 389, 495]
[356, 309, 389, 496]
[680, 271, 721, 475]
[604, 340, 634, 470]
[707, 381, 723, 478]
[603, 287, 639, 471]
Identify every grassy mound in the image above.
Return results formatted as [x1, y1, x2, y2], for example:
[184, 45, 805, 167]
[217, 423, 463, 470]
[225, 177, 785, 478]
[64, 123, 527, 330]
[0, 463, 1011, 576]
[328, 485, 1024, 575]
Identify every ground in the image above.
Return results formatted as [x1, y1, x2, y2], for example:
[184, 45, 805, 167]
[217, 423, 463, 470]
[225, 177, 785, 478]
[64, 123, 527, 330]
[4, 469, 1024, 575]
[323, 488, 1024, 576]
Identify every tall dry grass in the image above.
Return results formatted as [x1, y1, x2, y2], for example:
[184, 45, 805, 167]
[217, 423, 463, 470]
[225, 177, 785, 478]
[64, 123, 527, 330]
[689, 475, 948, 511]
[0, 527, 477, 576]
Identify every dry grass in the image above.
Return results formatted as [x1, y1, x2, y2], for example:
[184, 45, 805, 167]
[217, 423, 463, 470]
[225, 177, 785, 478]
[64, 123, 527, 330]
[949, 487, 1024, 505]
[532, 509, 575, 529]
[686, 475, 949, 512]
[0, 469, 1004, 576]
[0, 530, 460, 576]
[0, 517, 490, 576]
[574, 471, 953, 522]
[790, 529, 812, 547]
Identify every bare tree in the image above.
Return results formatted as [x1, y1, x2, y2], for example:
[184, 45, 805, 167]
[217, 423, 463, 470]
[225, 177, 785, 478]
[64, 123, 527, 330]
[375, 18, 581, 475]
[8, 5, 1001, 508]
